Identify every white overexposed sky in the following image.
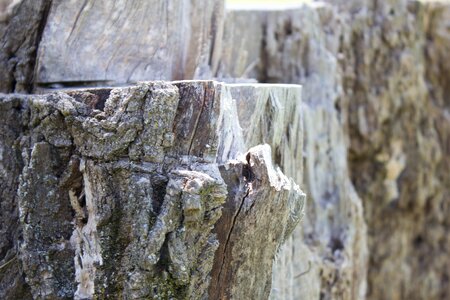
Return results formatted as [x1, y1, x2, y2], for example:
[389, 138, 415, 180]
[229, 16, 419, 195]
[227, 0, 311, 4]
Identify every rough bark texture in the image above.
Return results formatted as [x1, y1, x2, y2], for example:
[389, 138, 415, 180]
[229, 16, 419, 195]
[328, 1, 450, 299]
[218, 1, 450, 299]
[0, 95, 33, 299]
[0, 81, 305, 299]
[218, 5, 368, 300]
[1, 0, 450, 299]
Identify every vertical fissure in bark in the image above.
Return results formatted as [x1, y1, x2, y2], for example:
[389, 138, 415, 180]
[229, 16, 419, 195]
[259, 18, 270, 83]
[9, 67, 17, 92]
[215, 153, 254, 294]
[28, 0, 52, 93]
[67, 0, 88, 43]
[187, 86, 209, 155]
[151, 175, 169, 215]
[216, 186, 250, 286]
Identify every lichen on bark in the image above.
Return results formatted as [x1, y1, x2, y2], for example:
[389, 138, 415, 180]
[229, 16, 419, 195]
[0, 81, 305, 299]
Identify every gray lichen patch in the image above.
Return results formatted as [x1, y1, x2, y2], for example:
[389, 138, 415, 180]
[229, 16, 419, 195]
[1, 80, 306, 299]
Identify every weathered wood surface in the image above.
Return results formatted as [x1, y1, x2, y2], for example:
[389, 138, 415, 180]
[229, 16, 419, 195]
[0, 0, 224, 93]
[211, 84, 305, 299]
[219, 4, 368, 300]
[219, 1, 450, 299]
[0, 0, 52, 93]
[0, 81, 305, 299]
[1, 0, 450, 299]
[328, 1, 450, 299]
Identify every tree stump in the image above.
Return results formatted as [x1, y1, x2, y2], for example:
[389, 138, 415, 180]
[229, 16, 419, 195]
[0, 81, 305, 299]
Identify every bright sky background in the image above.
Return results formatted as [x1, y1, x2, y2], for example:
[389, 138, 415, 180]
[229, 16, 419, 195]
[227, 0, 448, 3]
[227, 0, 311, 3]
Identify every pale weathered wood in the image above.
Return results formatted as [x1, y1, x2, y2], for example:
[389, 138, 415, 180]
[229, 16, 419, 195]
[218, 4, 368, 300]
[0, 0, 224, 93]
[219, 1, 450, 300]
[210, 83, 305, 299]
[35, 0, 223, 86]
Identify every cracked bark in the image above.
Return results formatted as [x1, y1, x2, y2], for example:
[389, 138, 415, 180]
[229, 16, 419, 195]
[3, 0, 449, 299]
[218, 1, 450, 299]
[210, 146, 305, 300]
[0, 81, 305, 299]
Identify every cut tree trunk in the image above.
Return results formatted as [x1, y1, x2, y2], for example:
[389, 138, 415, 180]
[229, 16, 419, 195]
[219, 1, 450, 299]
[219, 5, 368, 299]
[0, 0, 224, 93]
[0, 81, 305, 299]
[2, 0, 450, 299]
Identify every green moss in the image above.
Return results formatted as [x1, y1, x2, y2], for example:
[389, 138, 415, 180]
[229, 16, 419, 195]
[149, 274, 188, 300]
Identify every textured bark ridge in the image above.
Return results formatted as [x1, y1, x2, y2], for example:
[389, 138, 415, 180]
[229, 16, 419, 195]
[219, 5, 368, 299]
[219, 1, 450, 299]
[327, 1, 450, 299]
[0, 81, 305, 299]
[2, 0, 450, 299]
[211, 84, 305, 299]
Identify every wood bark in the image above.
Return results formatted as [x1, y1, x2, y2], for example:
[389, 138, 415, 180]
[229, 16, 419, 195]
[1, 0, 450, 299]
[0, 81, 305, 299]
[219, 1, 450, 299]
[219, 5, 368, 299]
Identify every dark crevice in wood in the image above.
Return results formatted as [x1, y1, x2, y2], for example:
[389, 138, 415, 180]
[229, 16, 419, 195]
[10, 66, 17, 92]
[28, 0, 53, 93]
[215, 153, 255, 295]
[36, 80, 114, 89]
[208, 7, 218, 68]
[242, 152, 255, 182]
[67, 0, 88, 43]
[259, 18, 269, 83]
[187, 86, 209, 156]
[151, 175, 169, 215]
[66, 88, 112, 111]
[216, 185, 250, 293]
